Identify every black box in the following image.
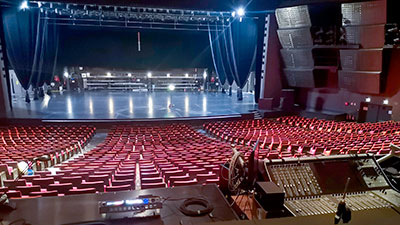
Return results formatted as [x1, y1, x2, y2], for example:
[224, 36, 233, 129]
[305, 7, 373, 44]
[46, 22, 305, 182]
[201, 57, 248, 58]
[254, 181, 285, 211]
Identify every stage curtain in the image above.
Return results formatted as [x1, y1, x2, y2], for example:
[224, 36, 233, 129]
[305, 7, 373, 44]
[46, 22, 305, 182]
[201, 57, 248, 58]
[2, 8, 59, 90]
[2, 8, 39, 90]
[208, 18, 258, 91]
[208, 24, 228, 86]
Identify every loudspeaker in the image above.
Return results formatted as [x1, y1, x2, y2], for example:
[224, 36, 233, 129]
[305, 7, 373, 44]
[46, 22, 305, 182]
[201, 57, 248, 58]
[280, 49, 314, 68]
[278, 28, 313, 49]
[344, 25, 385, 48]
[276, 5, 311, 29]
[342, 1, 386, 26]
[340, 49, 383, 71]
[338, 70, 381, 94]
[284, 67, 337, 88]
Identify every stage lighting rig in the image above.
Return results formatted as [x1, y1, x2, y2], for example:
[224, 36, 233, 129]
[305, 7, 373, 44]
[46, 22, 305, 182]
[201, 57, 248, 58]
[29, 1, 237, 31]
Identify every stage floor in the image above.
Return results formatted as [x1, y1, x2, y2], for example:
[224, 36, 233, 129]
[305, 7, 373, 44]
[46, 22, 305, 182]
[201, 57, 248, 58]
[8, 91, 257, 120]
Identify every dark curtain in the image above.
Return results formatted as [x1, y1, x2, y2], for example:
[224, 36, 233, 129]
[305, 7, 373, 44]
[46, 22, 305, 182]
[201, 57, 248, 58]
[208, 24, 228, 86]
[228, 18, 258, 89]
[2, 8, 59, 90]
[208, 18, 258, 90]
[2, 8, 39, 90]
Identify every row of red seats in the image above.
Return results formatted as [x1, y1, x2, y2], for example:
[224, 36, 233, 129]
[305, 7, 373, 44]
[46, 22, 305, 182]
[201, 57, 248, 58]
[203, 118, 400, 159]
[4, 124, 252, 198]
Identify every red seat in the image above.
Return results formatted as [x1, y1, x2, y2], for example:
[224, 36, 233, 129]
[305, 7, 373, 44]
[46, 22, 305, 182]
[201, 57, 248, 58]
[15, 185, 41, 195]
[3, 179, 27, 189]
[0, 187, 9, 193]
[111, 179, 135, 188]
[88, 174, 110, 186]
[29, 190, 59, 197]
[141, 177, 163, 184]
[196, 173, 217, 183]
[32, 177, 54, 188]
[141, 182, 166, 189]
[60, 176, 83, 187]
[6, 190, 22, 198]
[105, 185, 131, 192]
[173, 180, 198, 187]
[80, 181, 104, 192]
[21, 175, 41, 183]
[66, 188, 96, 195]
[47, 183, 73, 194]
[114, 173, 135, 181]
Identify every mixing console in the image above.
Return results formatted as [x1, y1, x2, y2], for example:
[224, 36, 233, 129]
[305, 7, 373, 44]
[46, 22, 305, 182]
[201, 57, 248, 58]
[263, 154, 400, 217]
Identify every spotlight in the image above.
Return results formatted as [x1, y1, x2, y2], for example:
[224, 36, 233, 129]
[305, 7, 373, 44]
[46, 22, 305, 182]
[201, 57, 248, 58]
[166, 73, 171, 77]
[20, 1, 29, 10]
[79, 67, 83, 71]
[127, 73, 132, 77]
[365, 97, 371, 103]
[168, 84, 176, 91]
[185, 73, 189, 78]
[147, 72, 152, 78]
[106, 72, 112, 77]
[236, 7, 245, 17]
[63, 72, 69, 78]
[383, 99, 389, 105]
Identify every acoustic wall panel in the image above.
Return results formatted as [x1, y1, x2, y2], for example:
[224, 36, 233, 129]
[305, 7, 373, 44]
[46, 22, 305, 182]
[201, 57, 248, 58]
[340, 49, 383, 71]
[344, 25, 385, 48]
[342, 0, 387, 26]
[278, 28, 313, 48]
[338, 70, 381, 94]
[284, 68, 335, 88]
[280, 49, 314, 68]
[276, 5, 311, 29]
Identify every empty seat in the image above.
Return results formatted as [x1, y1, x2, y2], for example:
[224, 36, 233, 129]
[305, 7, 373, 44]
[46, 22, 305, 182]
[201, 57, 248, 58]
[105, 185, 131, 192]
[6, 190, 22, 198]
[15, 185, 41, 195]
[60, 176, 83, 187]
[173, 180, 198, 187]
[32, 177, 54, 189]
[47, 183, 73, 194]
[66, 188, 96, 195]
[21, 175, 41, 183]
[88, 174, 110, 186]
[3, 179, 27, 189]
[141, 177, 163, 184]
[29, 190, 59, 197]
[114, 173, 134, 181]
[141, 182, 166, 190]
[80, 181, 104, 192]
[111, 179, 135, 188]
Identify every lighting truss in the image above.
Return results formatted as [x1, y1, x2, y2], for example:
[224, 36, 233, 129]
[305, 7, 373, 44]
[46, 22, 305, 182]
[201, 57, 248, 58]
[29, 1, 240, 31]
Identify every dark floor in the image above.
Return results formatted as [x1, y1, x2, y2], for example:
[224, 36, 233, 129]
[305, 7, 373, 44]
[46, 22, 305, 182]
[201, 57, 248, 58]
[8, 91, 257, 119]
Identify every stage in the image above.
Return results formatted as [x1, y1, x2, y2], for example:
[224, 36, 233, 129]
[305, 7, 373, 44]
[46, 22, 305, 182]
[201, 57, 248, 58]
[8, 91, 257, 120]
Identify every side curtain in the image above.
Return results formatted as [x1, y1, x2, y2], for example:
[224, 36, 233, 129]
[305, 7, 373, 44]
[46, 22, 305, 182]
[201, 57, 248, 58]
[208, 24, 227, 86]
[2, 8, 59, 90]
[227, 18, 258, 89]
[2, 8, 39, 90]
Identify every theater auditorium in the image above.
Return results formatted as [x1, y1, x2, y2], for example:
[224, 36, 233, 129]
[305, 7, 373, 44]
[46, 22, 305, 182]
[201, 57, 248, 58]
[0, 0, 399, 224]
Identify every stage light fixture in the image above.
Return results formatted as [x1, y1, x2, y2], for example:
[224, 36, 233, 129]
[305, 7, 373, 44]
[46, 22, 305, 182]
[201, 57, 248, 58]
[63, 72, 69, 78]
[107, 72, 112, 77]
[383, 99, 389, 105]
[365, 97, 371, 102]
[20, 1, 29, 10]
[167, 73, 171, 77]
[127, 73, 132, 77]
[168, 84, 176, 91]
[237, 7, 245, 17]
[147, 72, 152, 78]
[185, 73, 189, 78]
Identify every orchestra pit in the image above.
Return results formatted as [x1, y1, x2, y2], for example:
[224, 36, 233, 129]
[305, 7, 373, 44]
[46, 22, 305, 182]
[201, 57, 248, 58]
[0, 0, 400, 225]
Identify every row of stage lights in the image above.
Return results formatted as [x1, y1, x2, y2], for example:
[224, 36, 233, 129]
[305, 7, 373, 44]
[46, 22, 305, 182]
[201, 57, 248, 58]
[19, 1, 246, 22]
[64, 71, 208, 79]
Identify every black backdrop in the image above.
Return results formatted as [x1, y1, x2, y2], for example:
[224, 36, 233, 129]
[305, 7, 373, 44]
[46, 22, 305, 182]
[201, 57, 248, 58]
[57, 26, 214, 70]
